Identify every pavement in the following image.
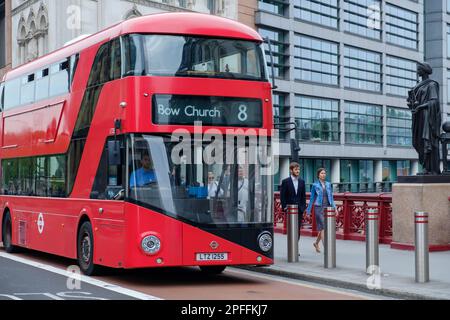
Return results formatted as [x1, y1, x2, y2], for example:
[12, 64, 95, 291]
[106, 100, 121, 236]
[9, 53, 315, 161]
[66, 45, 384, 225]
[242, 233, 450, 300]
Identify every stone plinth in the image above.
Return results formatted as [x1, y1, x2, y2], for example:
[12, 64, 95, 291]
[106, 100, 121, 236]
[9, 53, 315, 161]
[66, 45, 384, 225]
[392, 183, 450, 251]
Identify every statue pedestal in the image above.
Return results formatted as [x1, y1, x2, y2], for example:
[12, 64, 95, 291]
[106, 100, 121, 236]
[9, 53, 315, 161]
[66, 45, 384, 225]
[391, 181, 450, 251]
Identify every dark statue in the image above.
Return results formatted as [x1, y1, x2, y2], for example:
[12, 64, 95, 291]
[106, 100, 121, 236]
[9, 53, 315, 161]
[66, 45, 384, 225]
[407, 62, 441, 175]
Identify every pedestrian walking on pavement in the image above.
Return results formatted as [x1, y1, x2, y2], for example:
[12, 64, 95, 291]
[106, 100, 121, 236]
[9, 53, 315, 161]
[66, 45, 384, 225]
[280, 162, 307, 243]
[306, 168, 336, 253]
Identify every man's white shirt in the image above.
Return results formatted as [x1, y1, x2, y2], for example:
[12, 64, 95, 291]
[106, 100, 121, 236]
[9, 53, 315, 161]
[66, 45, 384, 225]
[291, 175, 299, 194]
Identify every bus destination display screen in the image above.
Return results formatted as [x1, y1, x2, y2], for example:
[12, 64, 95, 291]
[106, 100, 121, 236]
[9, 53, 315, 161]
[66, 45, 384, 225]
[152, 95, 263, 127]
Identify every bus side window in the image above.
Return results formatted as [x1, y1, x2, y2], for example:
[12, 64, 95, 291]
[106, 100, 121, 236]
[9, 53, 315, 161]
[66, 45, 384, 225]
[49, 59, 70, 97]
[4, 77, 21, 110]
[0, 82, 4, 111]
[110, 38, 121, 81]
[88, 42, 111, 87]
[35, 68, 50, 101]
[20, 73, 35, 105]
[122, 34, 145, 77]
[70, 53, 80, 86]
[91, 138, 125, 200]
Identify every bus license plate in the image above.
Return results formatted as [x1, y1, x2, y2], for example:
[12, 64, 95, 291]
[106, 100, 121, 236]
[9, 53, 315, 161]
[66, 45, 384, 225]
[196, 253, 228, 261]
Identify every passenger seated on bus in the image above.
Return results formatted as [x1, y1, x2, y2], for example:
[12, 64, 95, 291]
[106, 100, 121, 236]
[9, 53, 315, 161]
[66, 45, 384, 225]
[129, 153, 157, 187]
[207, 171, 223, 199]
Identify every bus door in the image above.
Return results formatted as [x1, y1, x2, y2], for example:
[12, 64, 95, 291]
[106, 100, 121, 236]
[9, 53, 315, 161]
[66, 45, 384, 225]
[89, 136, 126, 267]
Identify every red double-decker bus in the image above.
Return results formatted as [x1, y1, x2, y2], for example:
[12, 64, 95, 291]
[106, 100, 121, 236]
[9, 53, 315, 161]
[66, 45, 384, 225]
[0, 13, 274, 275]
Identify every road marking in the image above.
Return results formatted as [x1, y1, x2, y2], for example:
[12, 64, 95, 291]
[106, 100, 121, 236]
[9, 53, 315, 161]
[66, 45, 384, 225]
[0, 252, 162, 300]
[15, 293, 65, 300]
[228, 268, 379, 300]
[0, 294, 22, 300]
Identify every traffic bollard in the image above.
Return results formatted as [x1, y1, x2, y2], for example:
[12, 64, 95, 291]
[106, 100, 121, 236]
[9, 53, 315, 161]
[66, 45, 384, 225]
[324, 207, 336, 268]
[287, 204, 299, 262]
[366, 208, 379, 274]
[415, 211, 429, 283]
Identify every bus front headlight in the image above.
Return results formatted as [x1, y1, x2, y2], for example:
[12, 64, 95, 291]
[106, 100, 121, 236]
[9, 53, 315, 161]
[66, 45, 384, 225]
[257, 232, 272, 252]
[141, 235, 161, 255]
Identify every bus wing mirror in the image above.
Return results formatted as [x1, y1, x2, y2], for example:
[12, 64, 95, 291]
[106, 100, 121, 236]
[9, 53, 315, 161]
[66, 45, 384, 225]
[108, 140, 122, 166]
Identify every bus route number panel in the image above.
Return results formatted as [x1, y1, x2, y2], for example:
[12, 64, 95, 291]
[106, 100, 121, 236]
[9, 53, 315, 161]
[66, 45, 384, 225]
[152, 94, 263, 127]
[196, 252, 229, 261]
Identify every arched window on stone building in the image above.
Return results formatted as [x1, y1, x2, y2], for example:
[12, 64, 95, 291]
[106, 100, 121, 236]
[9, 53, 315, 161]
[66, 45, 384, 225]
[37, 3, 49, 56]
[17, 3, 49, 65]
[17, 16, 27, 64]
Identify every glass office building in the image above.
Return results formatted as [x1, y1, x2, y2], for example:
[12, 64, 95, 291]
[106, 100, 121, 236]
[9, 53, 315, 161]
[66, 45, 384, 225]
[256, 0, 424, 192]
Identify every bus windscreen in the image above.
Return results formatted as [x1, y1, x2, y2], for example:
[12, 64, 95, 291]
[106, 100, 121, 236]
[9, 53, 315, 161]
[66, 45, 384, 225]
[123, 34, 267, 81]
[128, 134, 273, 226]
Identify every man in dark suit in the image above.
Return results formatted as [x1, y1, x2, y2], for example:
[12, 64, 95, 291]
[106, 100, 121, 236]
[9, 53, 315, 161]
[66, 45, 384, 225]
[280, 162, 306, 242]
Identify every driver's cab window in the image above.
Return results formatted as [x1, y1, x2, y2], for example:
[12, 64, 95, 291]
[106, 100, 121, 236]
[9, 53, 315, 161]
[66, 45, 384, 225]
[91, 137, 126, 200]
[129, 150, 157, 188]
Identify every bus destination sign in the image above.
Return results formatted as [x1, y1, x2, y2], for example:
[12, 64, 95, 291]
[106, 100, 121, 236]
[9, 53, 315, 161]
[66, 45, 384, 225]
[152, 95, 263, 127]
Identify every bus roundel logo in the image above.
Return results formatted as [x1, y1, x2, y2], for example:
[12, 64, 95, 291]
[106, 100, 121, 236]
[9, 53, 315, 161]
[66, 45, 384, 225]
[37, 213, 45, 234]
[210, 241, 219, 250]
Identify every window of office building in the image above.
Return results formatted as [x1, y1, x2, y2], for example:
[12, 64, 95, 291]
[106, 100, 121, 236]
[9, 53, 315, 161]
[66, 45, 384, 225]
[382, 160, 411, 182]
[386, 56, 417, 97]
[273, 91, 289, 141]
[293, 0, 338, 29]
[295, 95, 340, 142]
[448, 0, 450, 13]
[299, 158, 332, 190]
[447, 25, 450, 58]
[387, 107, 412, 146]
[343, 0, 381, 40]
[344, 46, 381, 92]
[386, 4, 418, 50]
[447, 70, 450, 103]
[340, 159, 374, 193]
[294, 34, 339, 85]
[345, 101, 382, 145]
[259, 27, 288, 79]
[258, 0, 288, 16]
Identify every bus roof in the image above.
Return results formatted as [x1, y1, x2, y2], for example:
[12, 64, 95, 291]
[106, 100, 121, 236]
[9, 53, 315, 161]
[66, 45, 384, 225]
[4, 12, 263, 81]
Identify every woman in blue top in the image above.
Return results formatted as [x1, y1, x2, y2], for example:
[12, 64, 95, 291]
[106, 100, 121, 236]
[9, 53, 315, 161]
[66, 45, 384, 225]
[306, 168, 336, 253]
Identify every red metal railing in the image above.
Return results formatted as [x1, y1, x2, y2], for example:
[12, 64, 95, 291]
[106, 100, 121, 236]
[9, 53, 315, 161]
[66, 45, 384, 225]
[274, 192, 393, 244]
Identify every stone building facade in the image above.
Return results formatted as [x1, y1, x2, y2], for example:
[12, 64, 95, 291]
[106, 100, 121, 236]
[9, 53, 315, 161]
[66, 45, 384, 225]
[0, 0, 12, 79]
[10, 0, 238, 68]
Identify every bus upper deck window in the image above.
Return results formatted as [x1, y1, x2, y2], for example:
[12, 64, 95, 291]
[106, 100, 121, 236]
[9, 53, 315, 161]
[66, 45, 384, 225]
[0, 82, 4, 111]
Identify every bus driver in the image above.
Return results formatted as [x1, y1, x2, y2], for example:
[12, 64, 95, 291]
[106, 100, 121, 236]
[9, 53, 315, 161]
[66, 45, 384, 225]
[130, 153, 157, 187]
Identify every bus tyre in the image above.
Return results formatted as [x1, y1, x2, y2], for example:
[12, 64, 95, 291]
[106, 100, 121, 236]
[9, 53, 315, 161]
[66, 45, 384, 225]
[77, 221, 96, 276]
[199, 266, 226, 274]
[2, 212, 19, 253]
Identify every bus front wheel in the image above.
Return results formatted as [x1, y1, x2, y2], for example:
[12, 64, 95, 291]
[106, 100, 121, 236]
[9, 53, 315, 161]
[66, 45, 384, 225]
[199, 266, 226, 274]
[2, 212, 19, 253]
[77, 221, 97, 276]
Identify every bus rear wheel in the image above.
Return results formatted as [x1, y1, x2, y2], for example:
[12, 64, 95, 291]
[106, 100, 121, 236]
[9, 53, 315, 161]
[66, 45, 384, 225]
[2, 212, 19, 253]
[199, 266, 226, 274]
[77, 221, 97, 276]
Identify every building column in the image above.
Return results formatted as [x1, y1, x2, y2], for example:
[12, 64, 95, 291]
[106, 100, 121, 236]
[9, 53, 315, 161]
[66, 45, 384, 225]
[20, 44, 25, 64]
[374, 160, 383, 183]
[411, 160, 419, 175]
[5, 0, 12, 71]
[340, 98, 345, 145]
[37, 34, 43, 56]
[288, 0, 295, 19]
[280, 157, 290, 181]
[382, 104, 387, 148]
[331, 159, 340, 192]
